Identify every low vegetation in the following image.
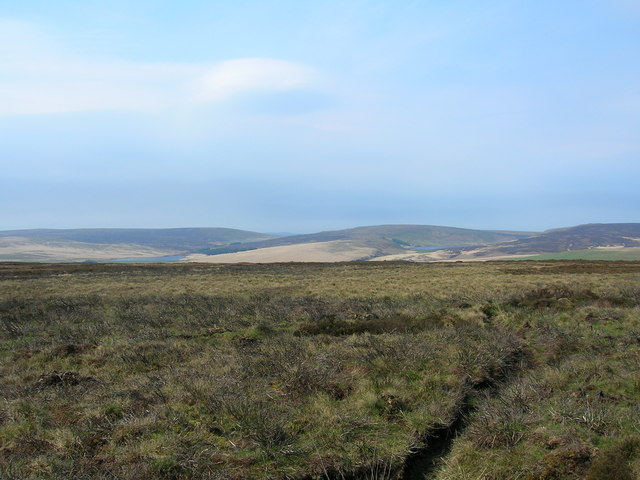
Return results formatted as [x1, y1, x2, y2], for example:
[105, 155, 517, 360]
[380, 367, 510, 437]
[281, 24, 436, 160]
[1, 261, 638, 478]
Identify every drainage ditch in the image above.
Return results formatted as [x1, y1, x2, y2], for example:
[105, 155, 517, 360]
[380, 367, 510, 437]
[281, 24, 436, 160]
[402, 346, 531, 480]
[305, 346, 531, 480]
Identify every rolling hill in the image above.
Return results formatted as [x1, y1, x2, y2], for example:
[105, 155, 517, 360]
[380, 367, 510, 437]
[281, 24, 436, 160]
[0, 228, 274, 250]
[470, 223, 640, 255]
[459, 223, 640, 259]
[2, 223, 637, 263]
[0, 228, 275, 262]
[185, 225, 536, 263]
[379, 223, 640, 262]
[0, 225, 535, 263]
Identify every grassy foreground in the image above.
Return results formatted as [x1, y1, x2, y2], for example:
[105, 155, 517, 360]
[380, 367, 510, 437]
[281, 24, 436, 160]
[0, 261, 639, 479]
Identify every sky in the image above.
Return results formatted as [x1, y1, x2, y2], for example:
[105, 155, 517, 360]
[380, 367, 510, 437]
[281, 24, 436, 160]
[1, 0, 639, 233]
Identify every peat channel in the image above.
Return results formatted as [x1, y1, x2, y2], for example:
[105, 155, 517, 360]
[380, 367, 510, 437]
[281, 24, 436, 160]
[401, 379, 492, 479]
[402, 346, 531, 479]
[306, 346, 531, 480]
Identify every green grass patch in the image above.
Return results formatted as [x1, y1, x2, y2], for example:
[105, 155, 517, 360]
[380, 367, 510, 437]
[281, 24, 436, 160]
[515, 247, 640, 261]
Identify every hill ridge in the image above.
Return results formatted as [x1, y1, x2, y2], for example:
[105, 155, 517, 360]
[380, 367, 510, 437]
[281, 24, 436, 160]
[2, 223, 638, 263]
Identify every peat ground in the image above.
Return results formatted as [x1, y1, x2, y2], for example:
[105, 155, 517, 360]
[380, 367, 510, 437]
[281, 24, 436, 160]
[1, 261, 638, 479]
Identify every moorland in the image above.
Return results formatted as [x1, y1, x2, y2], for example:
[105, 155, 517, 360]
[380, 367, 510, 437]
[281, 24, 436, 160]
[0, 260, 638, 479]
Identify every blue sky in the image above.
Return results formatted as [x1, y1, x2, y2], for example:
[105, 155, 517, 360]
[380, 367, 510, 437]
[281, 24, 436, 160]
[1, 0, 639, 233]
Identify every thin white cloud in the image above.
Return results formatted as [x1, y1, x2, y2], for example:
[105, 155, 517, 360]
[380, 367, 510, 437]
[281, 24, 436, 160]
[0, 20, 317, 115]
[191, 58, 315, 103]
[0, 64, 200, 115]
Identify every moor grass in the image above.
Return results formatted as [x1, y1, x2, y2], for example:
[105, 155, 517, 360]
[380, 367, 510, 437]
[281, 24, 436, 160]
[0, 261, 639, 479]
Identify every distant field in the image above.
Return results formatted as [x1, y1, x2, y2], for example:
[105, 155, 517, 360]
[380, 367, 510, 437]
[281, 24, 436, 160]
[1, 261, 639, 479]
[516, 247, 640, 261]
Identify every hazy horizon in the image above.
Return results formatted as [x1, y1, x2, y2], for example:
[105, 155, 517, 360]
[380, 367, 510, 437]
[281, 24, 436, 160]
[2, 1, 639, 233]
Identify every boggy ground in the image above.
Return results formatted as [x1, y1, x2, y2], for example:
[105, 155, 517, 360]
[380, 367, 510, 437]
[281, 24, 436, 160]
[0, 261, 638, 479]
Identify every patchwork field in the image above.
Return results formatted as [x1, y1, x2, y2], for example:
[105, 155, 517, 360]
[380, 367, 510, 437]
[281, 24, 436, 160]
[1, 261, 638, 479]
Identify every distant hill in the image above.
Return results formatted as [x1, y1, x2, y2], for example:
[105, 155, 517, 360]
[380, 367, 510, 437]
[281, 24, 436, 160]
[377, 223, 640, 262]
[197, 225, 535, 253]
[4, 223, 636, 263]
[0, 228, 275, 262]
[0, 228, 274, 251]
[187, 225, 536, 262]
[464, 223, 640, 258]
[0, 224, 536, 263]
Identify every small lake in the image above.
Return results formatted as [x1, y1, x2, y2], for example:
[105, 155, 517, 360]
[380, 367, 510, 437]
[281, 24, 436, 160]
[110, 255, 186, 263]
